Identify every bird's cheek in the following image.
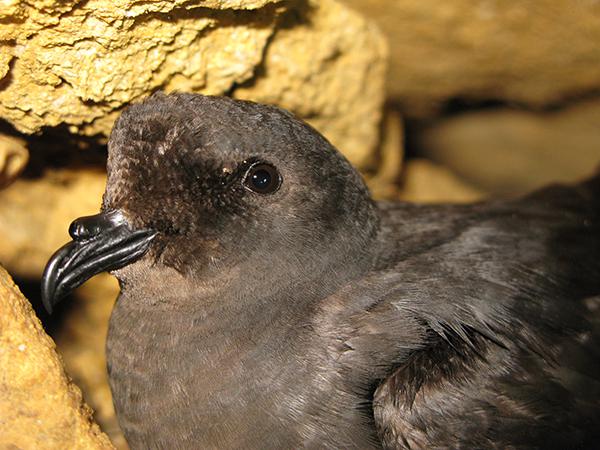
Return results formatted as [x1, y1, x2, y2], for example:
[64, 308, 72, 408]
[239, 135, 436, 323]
[148, 236, 221, 275]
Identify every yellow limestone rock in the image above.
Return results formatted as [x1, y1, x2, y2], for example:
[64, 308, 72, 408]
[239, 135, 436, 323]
[235, 0, 388, 169]
[365, 109, 404, 200]
[398, 159, 484, 204]
[419, 99, 600, 195]
[0, 134, 28, 188]
[0, 0, 281, 134]
[0, 265, 113, 449]
[342, 0, 600, 115]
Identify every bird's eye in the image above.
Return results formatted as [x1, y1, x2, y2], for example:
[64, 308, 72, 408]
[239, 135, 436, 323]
[243, 162, 281, 194]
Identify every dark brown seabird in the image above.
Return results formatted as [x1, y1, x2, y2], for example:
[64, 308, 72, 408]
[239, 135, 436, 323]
[42, 93, 600, 449]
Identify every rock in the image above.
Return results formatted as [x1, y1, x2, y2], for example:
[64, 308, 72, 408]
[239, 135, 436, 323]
[398, 159, 484, 204]
[0, 134, 28, 188]
[235, 0, 388, 168]
[0, 169, 106, 278]
[365, 109, 404, 200]
[418, 99, 600, 195]
[342, 0, 600, 115]
[0, 0, 386, 170]
[0, 0, 279, 134]
[56, 275, 126, 449]
[0, 264, 113, 449]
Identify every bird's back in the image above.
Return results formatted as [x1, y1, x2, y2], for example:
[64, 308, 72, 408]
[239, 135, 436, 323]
[369, 176, 600, 449]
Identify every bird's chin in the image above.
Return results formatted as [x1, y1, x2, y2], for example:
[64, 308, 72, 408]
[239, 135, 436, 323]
[41, 210, 157, 314]
[108, 258, 153, 284]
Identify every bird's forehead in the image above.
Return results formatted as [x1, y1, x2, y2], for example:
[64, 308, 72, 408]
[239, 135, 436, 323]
[109, 98, 284, 166]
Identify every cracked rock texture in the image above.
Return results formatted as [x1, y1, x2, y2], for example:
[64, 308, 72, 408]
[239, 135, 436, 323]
[0, 0, 386, 169]
[342, 0, 600, 115]
[419, 99, 600, 195]
[0, 0, 279, 133]
[0, 265, 113, 449]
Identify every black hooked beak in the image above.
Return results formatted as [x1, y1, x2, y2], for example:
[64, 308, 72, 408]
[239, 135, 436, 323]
[41, 210, 157, 314]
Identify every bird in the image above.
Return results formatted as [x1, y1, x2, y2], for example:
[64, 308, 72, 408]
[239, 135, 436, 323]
[41, 92, 600, 449]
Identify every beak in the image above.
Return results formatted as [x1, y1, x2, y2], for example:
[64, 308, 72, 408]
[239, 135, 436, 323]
[41, 210, 157, 314]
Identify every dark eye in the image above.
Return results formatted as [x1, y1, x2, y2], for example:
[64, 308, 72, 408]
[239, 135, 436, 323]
[243, 162, 281, 194]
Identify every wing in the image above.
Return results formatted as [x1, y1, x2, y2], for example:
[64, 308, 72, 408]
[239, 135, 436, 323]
[331, 176, 600, 449]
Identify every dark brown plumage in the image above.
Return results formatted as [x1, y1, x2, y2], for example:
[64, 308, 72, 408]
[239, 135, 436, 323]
[42, 93, 600, 449]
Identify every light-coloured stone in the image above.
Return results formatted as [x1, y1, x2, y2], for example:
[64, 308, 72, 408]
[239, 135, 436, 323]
[342, 0, 600, 115]
[235, 0, 388, 168]
[398, 159, 484, 204]
[0, 1, 279, 134]
[0, 134, 28, 188]
[0, 169, 106, 278]
[365, 109, 404, 200]
[0, 0, 386, 170]
[419, 99, 600, 195]
[0, 265, 113, 449]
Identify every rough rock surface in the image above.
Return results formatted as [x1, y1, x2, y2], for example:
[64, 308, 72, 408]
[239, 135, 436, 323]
[419, 99, 600, 195]
[0, 0, 386, 170]
[0, 134, 28, 188]
[0, 0, 280, 134]
[342, 0, 600, 115]
[0, 265, 113, 449]
[0, 169, 106, 278]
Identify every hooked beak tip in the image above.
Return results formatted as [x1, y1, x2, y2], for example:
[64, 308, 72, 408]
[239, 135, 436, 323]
[40, 210, 156, 314]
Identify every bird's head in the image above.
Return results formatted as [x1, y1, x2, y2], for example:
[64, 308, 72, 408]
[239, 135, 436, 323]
[41, 93, 379, 312]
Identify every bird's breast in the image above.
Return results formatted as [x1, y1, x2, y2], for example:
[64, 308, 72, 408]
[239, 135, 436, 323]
[106, 293, 379, 449]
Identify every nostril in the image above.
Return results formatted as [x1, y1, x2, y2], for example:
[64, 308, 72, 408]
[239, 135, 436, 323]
[68, 211, 123, 240]
[69, 219, 89, 239]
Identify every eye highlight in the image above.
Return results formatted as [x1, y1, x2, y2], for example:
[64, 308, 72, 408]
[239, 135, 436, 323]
[243, 162, 281, 194]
